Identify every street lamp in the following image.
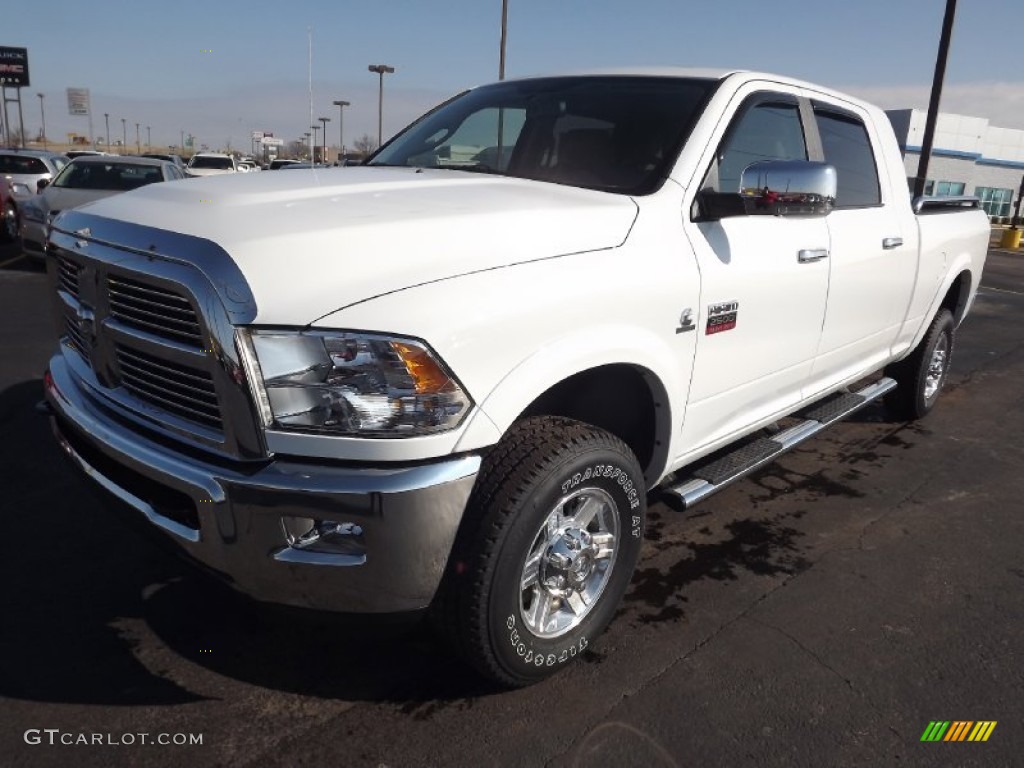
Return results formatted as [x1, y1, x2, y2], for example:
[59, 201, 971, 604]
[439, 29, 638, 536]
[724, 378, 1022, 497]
[135, 122, 140, 154]
[499, 0, 509, 80]
[303, 131, 311, 160]
[310, 125, 321, 163]
[332, 100, 350, 162]
[367, 64, 395, 149]
[318, 116, 330, 163]
[120, 118, 126, 155]
[104, 113, 110, 153]
[146, 125, 151, 149]
[36, 93, 46, 149]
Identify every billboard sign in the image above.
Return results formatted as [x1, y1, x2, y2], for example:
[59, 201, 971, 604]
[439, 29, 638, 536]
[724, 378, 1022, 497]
[260, 137, 284, 146]
[0, 46, 29, 87]
[252, 130, 264, 140]
[67, 88, 91, 116]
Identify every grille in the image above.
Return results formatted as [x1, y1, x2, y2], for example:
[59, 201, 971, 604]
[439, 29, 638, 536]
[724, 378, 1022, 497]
[57, 256, 81, 298]
[64, 313, 90, 364]
[115, 345, 222, 429]
[108, 275, 203, 347]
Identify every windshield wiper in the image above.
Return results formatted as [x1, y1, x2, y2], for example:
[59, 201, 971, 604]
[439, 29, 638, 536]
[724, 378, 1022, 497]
[431, 164, 503, 176]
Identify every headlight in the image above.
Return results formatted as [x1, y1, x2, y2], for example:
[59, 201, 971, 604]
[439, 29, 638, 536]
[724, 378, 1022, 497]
[239, 329, 472, 437]
[20, 202, 46, 223]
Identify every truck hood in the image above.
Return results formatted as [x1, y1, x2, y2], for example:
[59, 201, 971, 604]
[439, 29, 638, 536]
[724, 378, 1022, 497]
[77, 167, 639, 325]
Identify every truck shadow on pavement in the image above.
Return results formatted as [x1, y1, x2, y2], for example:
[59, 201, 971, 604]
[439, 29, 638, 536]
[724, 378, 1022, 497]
[0, 378, 489, 706]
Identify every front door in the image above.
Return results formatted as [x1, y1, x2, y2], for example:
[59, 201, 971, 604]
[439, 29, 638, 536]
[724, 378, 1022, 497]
[679, 90, 830, 455]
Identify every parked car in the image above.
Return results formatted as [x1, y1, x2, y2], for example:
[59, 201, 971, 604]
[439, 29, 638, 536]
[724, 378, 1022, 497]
[268, 158, 301, 170]
[186, 152, 237, 177]
[20, 156, 184, 259]
[42, 69, 989, 688]
[0, 149, 70, 242]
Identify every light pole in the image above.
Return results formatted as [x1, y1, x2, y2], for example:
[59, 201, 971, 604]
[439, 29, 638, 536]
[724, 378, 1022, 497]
[303, 132, 311, 160]
[368, 64, 395, 149]
[310, 125, 321, 163]
[499, 0, 509, 80]
[120, 118, 126, 154]
[146, 125, 151, 149]
[135, 122, 140, 154]
[332, 100, 350, 162]
[104, 113, 110, 153]
[36, 93, 46, 149]
[318, 116, 330, 163]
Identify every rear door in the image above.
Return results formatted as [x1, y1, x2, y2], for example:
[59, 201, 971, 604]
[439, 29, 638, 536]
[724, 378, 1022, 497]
[679, 89, 830, 454]
[805, 101, 917, 393]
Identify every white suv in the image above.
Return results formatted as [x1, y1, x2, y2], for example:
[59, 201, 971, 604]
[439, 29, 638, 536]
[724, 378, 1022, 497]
[186, 152, 237, 178]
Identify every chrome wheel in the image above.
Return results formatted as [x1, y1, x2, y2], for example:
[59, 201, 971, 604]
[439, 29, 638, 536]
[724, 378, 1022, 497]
[923, 334, 949, 401]
[519, 487, 619, 639]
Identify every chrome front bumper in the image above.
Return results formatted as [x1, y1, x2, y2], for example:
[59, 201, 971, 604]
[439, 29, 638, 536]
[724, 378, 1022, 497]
[45, 354, 481, 613]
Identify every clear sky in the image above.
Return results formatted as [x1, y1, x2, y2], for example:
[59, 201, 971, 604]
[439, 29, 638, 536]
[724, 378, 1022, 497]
[5, 0, 1024, 152]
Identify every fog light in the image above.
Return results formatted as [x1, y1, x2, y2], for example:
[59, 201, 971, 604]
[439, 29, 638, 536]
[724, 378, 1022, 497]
[281, 516, 365, 556]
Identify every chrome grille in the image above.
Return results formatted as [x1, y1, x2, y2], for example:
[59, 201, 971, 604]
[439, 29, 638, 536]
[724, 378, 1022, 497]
[64, 313, 90, 364]
[108, 275, 203, 347]
[57, 256, 80, 298]
[115, 345, 222, 429]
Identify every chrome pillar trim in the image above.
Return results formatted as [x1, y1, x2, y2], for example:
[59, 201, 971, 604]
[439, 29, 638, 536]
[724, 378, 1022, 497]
[54, 427, 201, 543]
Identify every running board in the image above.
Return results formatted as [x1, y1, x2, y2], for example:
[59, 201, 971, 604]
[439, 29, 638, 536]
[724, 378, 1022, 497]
[664, 377, 897, 509]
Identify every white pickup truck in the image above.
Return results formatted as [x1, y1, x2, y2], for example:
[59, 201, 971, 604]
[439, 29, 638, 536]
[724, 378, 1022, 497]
[43, 69, 989, 687]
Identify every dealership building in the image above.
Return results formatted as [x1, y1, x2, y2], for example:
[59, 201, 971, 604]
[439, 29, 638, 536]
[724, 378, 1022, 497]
[886, 109, 1024, 219]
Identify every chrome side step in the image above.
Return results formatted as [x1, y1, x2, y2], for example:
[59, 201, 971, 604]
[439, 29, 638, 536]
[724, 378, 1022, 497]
[665, 377, 896, 509]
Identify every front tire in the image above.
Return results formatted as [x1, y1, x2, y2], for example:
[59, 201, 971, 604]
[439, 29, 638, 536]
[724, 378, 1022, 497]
[885, 308, 954, 420]
[437, 416, 645, 687]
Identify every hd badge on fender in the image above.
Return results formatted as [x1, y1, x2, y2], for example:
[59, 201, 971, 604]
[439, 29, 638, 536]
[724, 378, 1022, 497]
[706, 300, 739, 335]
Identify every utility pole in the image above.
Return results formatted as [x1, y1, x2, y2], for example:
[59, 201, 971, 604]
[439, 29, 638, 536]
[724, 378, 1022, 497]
[913, 0, 958, 199]
[37, 92, 46, 149]
[332, 99, 350, 162]
[368, 64, 395, 148]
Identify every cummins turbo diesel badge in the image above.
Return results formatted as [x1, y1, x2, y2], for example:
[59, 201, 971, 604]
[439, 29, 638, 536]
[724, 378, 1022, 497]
[706, 301, 739, 334]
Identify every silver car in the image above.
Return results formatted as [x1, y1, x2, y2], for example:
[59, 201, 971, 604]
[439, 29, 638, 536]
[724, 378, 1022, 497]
[19, 155, 185, 259]
[0, 149, 70, 242]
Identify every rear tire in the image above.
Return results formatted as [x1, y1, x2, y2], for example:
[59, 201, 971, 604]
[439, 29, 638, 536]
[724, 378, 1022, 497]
[885, 309, 954, 420]
[434, 416, 645, 687]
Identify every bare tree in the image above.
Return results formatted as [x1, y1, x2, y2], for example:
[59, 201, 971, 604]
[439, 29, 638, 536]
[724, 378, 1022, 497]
[353, 133, 378, 156]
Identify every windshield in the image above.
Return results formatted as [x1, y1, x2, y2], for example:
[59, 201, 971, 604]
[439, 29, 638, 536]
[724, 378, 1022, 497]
[189, 156, 234, 169]
[369, 76, 715, 194]
[53, 162, 165, 191]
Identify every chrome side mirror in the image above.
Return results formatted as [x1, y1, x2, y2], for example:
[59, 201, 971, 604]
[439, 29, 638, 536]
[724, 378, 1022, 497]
[739, 160, 836, 217]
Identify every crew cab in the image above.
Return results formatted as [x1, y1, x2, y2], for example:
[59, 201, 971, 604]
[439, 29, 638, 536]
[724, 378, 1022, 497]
[42, 69, 989, 687]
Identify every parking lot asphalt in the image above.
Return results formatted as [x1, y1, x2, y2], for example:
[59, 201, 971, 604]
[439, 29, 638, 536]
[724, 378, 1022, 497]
[1, 243, 1022, 767]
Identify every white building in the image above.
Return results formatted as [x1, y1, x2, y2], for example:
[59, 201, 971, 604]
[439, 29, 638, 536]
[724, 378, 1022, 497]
[886, 109, 1024, 219]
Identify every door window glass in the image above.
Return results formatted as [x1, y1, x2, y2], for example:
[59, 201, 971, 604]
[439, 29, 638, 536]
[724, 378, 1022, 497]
[714, 100, 807, 193]
[814, 109, 880, 207]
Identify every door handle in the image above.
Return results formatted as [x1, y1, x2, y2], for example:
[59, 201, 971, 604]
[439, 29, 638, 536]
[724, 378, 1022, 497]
[797, 248, 829, 263]
[882, 237, 903, 249]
